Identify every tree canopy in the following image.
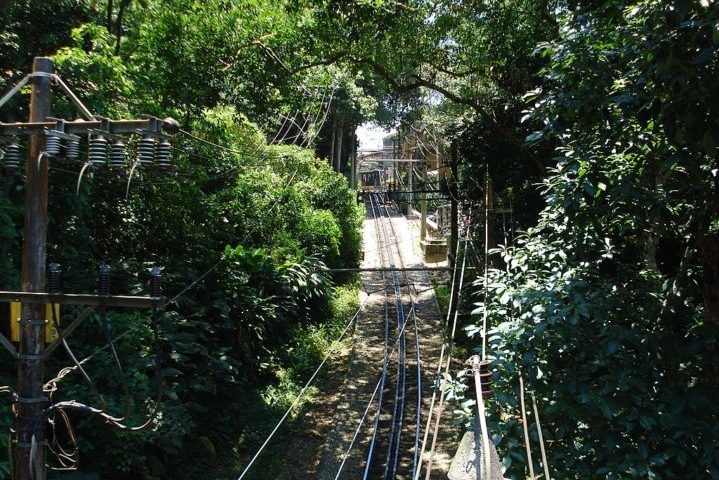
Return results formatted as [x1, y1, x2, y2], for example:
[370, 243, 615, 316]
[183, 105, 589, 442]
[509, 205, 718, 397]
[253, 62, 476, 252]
[1, 0, 718, 478]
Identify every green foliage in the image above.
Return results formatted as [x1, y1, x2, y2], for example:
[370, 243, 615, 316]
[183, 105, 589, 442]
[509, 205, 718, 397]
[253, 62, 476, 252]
[464, 1, 719, 478]
[53, 24, 136, 117]
[0, 0, 90, 120]
[330, 282, 361, 325]
[0, 195, 20, 290]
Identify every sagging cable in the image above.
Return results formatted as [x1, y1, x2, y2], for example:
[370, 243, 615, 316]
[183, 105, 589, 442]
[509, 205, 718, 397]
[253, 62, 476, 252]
[531, 393, 551, 480]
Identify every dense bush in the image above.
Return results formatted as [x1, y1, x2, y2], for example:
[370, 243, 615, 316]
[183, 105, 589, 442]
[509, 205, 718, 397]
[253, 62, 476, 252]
[1, 86, 362, 480]
[464, 2, 719, 478]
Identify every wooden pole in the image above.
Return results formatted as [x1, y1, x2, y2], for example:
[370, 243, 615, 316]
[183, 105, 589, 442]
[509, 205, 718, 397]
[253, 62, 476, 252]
[420, 160, 427, 241]
[485, 172, 495, 262]
[449, 142, 458, 270]
[532, 393, 551, 480]
[15, 56, 52, 480]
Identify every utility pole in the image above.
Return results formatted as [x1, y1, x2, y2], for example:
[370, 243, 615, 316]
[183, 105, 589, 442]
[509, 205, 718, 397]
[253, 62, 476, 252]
[420, 159, 428, 241]
[449, 142, 459, 270]
[484, 171, 495, 266]
[0, 57, 172, 480]
[15, 56, 52, 480]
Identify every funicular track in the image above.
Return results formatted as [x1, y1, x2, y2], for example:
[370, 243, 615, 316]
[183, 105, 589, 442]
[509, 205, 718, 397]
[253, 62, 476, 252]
[363, 192, 423, 480]
[316, 190, 452, 480]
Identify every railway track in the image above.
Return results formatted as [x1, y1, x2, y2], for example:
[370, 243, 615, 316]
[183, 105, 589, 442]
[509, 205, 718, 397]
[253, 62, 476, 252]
[316, 191, 453, 480]
[363, 192, 423, 480]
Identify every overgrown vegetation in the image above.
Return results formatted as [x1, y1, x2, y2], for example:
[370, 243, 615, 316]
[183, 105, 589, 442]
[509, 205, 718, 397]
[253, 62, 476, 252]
[463, 2, 719, 478]
[2, 0, 718, 478]
[0, 4, 365, 477]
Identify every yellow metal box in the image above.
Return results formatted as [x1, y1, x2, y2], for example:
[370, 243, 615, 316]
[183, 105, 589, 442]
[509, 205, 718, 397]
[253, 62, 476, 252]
[9, 302, 60, 343]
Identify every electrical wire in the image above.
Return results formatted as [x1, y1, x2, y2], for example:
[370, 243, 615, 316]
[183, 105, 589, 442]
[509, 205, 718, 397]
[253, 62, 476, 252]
[100, 308, 133, 420]
[269, 110, 299, 145]
[178, 128, 259, 158]
[46, 408, 79, 471]
[0, 386, 16, 400]
[236, 297, 367, 480]
[334, 372, 385, 480]
[304, 85, 337, 147]
[418, 236, 469, 480]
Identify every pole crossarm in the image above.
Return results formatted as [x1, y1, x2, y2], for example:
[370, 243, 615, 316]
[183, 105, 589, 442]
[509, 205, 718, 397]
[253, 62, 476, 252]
[0, 291, 165, 309]
[0, 295, 162, 359]
[0, 117, 169, 136]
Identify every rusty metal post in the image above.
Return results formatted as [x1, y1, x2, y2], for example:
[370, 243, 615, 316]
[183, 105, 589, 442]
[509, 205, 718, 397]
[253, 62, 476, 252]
[15, 56, 52, 480]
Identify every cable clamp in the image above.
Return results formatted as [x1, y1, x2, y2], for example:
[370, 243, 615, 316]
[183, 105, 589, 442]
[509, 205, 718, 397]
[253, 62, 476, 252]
[17, 396, 48, 404]
[13, 441, 48, 448]
[18, 319, 48, 327]
[18, 354, 45, 361]
[29, 72, 53, 79]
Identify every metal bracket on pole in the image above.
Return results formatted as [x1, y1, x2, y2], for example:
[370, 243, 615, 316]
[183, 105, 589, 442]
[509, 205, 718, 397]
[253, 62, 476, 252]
[49, 74, 95, 120]
[0, 75, 31, 109]
[42, 306, 95, 358]
[0, 332, 18, 357]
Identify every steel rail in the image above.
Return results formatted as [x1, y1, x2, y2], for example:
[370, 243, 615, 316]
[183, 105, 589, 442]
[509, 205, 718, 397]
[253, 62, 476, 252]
[362, 192, 392, 479]
[393, 207, 427, 479]
[390, 201, 425, 480]
[360, 193, 424, 480]
[383, 196, 407, 480]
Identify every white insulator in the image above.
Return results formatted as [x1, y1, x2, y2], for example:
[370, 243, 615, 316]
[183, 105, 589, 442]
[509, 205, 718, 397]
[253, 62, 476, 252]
[156, 138, 171, 168]
[4, 142, 21, 171]
[109, 140, 126, 169]
[65, 138, 80, 160]
[45, 133, 61, 156]
[137, 135, 156, 167]
[89, 136, 108, 166]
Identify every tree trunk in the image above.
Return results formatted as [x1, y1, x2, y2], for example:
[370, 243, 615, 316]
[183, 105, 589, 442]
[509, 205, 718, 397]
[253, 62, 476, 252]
[697, 232, 719, 326]
[335, 119, 344, 173]
[329, 117, 336, 169]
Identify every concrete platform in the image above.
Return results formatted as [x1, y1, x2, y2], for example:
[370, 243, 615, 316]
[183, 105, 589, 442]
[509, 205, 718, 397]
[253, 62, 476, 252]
[421, 237, 448, 263]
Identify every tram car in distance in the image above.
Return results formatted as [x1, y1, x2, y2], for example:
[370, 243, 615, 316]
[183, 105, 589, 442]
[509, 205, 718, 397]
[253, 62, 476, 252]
[359, 168, 384, 188]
